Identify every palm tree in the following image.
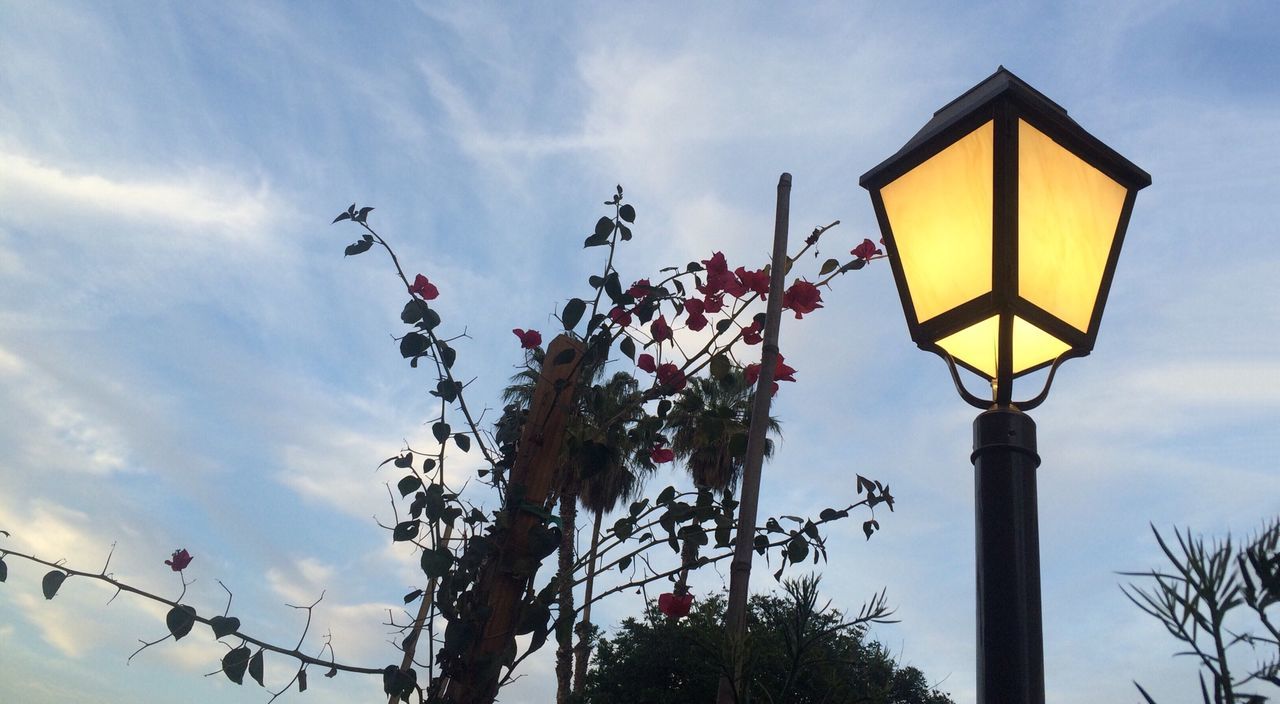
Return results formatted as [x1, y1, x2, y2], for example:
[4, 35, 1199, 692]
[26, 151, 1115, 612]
[663, 369, 781, 592]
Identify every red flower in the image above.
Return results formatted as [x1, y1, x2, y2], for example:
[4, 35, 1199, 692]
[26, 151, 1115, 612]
[650, 446, 675, 464]
[626, 278, 652, 299]
[851, 238, 882, 261]
[651, 315, 673, 343]
[512, 328, 542, 349]
[741, 320, 763, 345]
[702, 251, 729, 278]
[637, 353, 656, 373]
[409, 274, 439, 301]
[683, 298, 708, 332]
[702, 292, 725, 314]
[735, 266, 770, 297]
[782, 279, 823, 319]
[699, 252, 746, 297]
[165, 549, 193, 572]
[609, 306, 633, 327]
[658, 592, 694, 619]
[656, 363, 687, 393]
[745, 355, 798, 396]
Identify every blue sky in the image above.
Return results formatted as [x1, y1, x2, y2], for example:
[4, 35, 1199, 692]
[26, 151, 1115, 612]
[1, 2, 1278, 702]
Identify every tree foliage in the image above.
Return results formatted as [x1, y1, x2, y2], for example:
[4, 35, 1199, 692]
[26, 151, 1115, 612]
[582, 576, 954, 704]
[1123, 519, 1280, 703]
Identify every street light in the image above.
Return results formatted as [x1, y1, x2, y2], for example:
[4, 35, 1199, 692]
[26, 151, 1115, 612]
[859, 67, 1150, 703]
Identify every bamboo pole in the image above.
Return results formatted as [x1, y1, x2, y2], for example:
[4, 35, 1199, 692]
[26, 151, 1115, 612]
[716, 173, 791, 704]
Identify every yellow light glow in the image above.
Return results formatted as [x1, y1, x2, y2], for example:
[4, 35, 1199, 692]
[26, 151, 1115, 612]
[1018, 120, 1127, 332]
[936, 315, 1071, 378]
[881, 121, 994, 323]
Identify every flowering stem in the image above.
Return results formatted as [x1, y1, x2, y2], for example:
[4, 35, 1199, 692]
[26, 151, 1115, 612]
[0, 549, 384, 675]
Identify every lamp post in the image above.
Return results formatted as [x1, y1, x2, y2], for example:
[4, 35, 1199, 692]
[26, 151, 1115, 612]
[859, 67, 1150, 703]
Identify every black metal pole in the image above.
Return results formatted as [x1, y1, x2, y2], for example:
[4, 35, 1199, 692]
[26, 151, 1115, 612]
[971, 407, 1044, 704]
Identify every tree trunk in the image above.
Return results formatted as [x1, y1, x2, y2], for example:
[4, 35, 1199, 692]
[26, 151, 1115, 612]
[555, 487, 578, 704]
[444, 335, 584, 704]
[572, 509, 605, 693]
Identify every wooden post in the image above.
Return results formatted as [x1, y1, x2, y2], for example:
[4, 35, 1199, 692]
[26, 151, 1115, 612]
[717, 173, 791, 704]
[446, 334, 585, 704]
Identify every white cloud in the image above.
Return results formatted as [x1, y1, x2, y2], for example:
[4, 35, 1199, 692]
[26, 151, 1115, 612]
[0, 150, 277, 233]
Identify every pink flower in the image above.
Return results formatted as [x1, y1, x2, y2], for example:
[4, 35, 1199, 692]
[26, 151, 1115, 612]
[782, 279, 823, 319]
[702, 293, 725, 314]
[165, 549, 193, 572]
[851, 238, 882, 261]
[656, 363, 687, 393]
[650, 446, 675, 464]
[626, 278, 652, 299]
[609, 306, 633, 327]
[699, 252, 746, 297]
[741, 320, 763, 345]
[658, 592, 694, 619]
[637, 353, 657, 374]
[409, 274, 439, 301]
[512, 328, 542, 349]
[735, 266, 770, 297]
[683, 298, 708, 332]
[745, 355, 798, 397]
[651, 315, 673, 343]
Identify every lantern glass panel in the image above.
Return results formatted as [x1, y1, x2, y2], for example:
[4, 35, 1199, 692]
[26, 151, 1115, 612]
[936, 314, 1071, 378]
[1018, 120, 1128, 332]
[881, 121, 994, 323]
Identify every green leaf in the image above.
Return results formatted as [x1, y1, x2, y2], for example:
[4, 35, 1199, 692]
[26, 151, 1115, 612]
[401, 300, 425, 324]
[604, 272, 623, 303]
[453, 433, 471, 452]
[863, 519, 880, 540]
[820, 258, 839, 275]
[619, 204, 636, 223]
[393, 521, 420, 542]
[786, 537, 809, 563]
[394, 453, 414, 469]
[753, 535, 769, 554]
[400, 332, 429, 358]
[619, 335, 635, 360]
[432, 421, 451, 444]
[249, 649, 265, 687]
[209, 615, 240, 639]
[403, 589, 424, 604]
[437, 341, 456, 369]
[618, 224, 632, 241]
[354, 206, 374, 223]
[656, 486, 677, 506]
[397, 475, 422, 497]
[332, 211, 351, 224]
[618, 555, 632, 571]
[0, 558, 6, 582]
[562, 298, 586, 331]
[418, 308, 442, 331]
[583, 232, 610, 248]
[420, 548, 452, 578]
[298, 669, 307, 692]
[657, 399, 672, 420]
[344, 235, 374, 257]
[594, 216, 614, 239]
[588, 275, 605, 289]
[42, 570, 66, 599]
[166, 604, 197, 640]
[819, 508, 848, 522]
[223, 646, 252, 685]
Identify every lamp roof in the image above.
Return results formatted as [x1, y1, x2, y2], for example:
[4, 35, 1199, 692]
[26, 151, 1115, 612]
[859, 67, 1151, 191]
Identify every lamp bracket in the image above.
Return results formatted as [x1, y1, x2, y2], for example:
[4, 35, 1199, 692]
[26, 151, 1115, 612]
[937, 349, 1086, 411]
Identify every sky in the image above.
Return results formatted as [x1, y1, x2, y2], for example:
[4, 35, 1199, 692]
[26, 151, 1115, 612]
[1, 2, 1278, 703]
